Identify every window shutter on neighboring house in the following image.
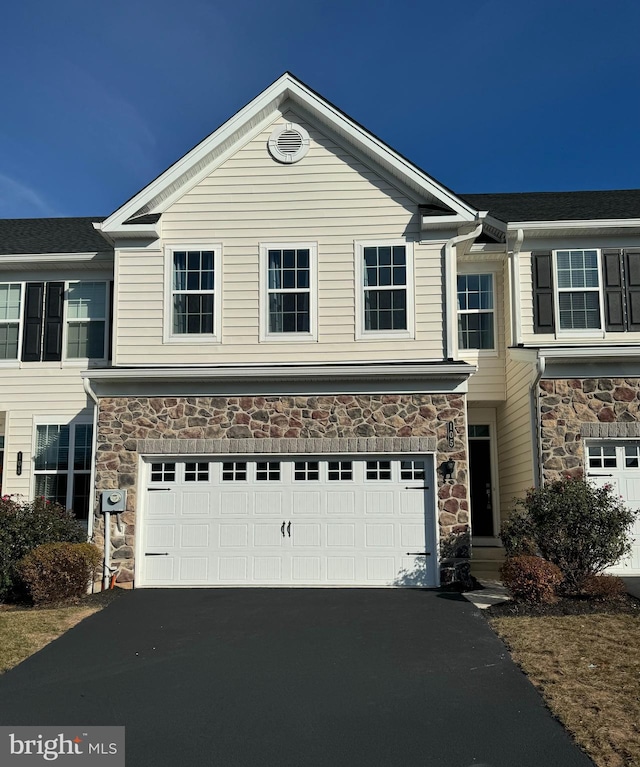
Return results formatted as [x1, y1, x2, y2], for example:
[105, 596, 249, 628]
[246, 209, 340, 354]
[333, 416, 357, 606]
[108, 280, 114, 360]
[532, 251, 555, 333]
[602, 249, 625, 331]
[42, 282, 64, 361]
[21, 282, 45, 362]
[624, 249, 640, 332]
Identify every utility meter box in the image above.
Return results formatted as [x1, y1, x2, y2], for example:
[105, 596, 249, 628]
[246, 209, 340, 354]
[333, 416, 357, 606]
[101, 489, 127, 513]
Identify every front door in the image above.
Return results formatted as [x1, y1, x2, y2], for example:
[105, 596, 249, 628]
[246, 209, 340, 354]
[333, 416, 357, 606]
[469, 426, 494, 537]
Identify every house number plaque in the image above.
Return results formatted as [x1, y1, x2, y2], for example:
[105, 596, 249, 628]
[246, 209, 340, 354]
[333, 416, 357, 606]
[446, 422, 455, 449]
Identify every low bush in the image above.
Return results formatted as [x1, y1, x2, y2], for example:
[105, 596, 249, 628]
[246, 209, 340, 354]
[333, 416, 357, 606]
[580, 574, 627, 600]
[501, 476, 637, 592]
[501, 555, 563, 604]
[17, 542, 102, 605]
[0, 496, 86, 602]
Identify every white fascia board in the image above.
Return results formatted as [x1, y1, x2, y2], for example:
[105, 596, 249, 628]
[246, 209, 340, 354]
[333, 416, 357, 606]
[537, 346, 640, 360]
[507, 219, 640, 231]
[420, 215, 469, 230]
[0, 251, 112, 265]
[101, 74, 479, 231]
[95, 223, 160, 240]
[82, 361, 476, 384]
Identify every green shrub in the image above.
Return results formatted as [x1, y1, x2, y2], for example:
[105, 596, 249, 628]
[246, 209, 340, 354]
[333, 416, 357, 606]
[580, 574, 627, 600]
[501, 477, 637, 593]
[17, 542, 102, 605]
[0, 496, 86, 602]
[501, 555, 563, 603]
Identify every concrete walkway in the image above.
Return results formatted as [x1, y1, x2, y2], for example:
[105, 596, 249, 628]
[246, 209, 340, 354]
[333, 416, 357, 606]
[0, 589, 593, 767]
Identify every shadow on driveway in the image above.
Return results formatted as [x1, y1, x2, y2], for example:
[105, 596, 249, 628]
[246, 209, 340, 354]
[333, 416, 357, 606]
[0, 589, 593, 767]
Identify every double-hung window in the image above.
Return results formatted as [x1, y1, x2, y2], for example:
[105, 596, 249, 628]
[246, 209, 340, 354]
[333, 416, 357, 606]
[167, 246, 220, 340]
[457, 274, 495, 350]
[0, 283, 22, 360]
[33, 422, 93, 521]
[555, 249, 602, 331]
[66, 282, 107, 358]
[357, 241, 414, 338]
[260, 243, 317, 340]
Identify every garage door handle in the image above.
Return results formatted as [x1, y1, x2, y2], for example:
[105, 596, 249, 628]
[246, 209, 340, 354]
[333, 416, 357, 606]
[287, 521, 291, 537]
[405, 487, 430, 490]
[145, 552, 169, 556]
[406, 552, 431, 556]
[590, 473, 613, 477]
[281, 522, 286, 538]
[148, 488, 171, 492]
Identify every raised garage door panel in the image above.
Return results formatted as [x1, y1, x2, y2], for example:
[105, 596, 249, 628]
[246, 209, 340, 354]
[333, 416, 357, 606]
[140, 456, 437, 587]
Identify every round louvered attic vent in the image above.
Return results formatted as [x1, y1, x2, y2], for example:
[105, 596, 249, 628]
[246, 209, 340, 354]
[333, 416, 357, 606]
[268, 122, 310, 164]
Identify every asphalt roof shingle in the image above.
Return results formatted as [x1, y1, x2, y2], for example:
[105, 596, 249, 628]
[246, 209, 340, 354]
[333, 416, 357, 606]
[460, 190, 640, 223]
[0, 217, 108, 256]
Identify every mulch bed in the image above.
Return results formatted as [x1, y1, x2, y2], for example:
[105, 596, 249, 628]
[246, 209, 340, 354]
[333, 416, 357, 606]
[488, 594, 640, 618]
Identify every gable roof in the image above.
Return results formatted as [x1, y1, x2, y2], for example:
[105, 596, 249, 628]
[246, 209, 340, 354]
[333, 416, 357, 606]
[0, 217, 108, 255]
[461, 190, 640, 223]
[98, 72, 481, 237]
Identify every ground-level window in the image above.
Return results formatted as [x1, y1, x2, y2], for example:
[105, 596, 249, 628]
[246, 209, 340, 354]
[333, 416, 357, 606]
[33, 423, 93, 521]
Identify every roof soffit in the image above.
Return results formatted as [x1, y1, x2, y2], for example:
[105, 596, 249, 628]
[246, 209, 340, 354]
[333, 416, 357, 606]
[98, 73, 480, 235]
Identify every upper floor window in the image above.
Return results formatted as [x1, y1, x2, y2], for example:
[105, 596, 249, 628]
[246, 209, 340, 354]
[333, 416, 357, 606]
[0, 283, 22, 360]
[555, 249, 601, 331]
[260, 243, 317, 341]
[533, 248, 640, 335]
[165, 245, 221, 342]
[0, 280, 109, 363]
[356, 241, 414, 339]
[457, 274, 494, 350]
[66, 282, 107, 358]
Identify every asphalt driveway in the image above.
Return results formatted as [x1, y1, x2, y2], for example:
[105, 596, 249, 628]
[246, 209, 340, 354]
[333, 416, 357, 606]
[0, 589, 592, 767]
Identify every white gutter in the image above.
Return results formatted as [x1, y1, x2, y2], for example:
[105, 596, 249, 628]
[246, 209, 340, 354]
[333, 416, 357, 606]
[444, 222, 484, 360]
[508, 218, 640, 230]
[509, 229, 524, 346]
[536, 345, 640, 360]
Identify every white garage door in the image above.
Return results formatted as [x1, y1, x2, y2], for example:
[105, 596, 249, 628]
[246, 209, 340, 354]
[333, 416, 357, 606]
[139, 455, 437, 587]
[587, 443, 640, 573]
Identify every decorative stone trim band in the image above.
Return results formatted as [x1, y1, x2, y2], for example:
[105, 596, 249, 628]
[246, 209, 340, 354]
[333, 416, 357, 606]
[139, 436, 437, 455]
[580, 422, 640, 438]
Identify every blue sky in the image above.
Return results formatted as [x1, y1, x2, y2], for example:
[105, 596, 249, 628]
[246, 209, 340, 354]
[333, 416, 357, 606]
[2, 0, 640, 218]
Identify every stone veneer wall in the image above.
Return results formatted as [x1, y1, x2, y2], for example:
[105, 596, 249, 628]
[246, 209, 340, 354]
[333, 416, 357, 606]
[93, 394, 469, 585]
[540, 378, 640, 482]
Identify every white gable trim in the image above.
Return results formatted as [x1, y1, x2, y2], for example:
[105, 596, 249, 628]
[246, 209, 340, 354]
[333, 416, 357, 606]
[98, 73, 480, 236]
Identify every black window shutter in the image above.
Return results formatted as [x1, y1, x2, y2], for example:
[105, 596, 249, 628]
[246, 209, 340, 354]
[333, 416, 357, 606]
[108, 280, 114, 360]
[42, 282, 64, 361]
[21, 283, 44, 362]
[532, 251, 555, 333]
[602, 249, 625, 331]
[624, 249, 640, 331]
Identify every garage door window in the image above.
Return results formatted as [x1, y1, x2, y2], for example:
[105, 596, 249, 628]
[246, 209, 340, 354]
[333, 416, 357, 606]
[185, 462, 209, 481]
[294, 461, 319, 480]
[366, 460, 392, 480]
[151, 463, 176, 482]
[588, 446, 616, 468]
[400, 460, 425, 480]
[328, 461, 353, 480]
[256, 461, 280, 481]
[222, 462, 247, 481]
[625, 446, 640, 468]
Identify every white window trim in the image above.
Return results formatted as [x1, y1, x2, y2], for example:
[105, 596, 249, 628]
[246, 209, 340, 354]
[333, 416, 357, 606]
[31, 416, 94, 526]
[0, 282, 24, 367]
[62, 280, 110, 364]
[552, 248, 606, 339]
[259, 242, 318, 343]
[163, 244, 223, 344]
[355, 240, 415, 341]
[456, 268, 498, 356]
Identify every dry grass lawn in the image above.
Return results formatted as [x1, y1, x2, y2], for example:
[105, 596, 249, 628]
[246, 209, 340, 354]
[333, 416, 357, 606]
[0, 603, 102, 673]
[490, 613, 640, 767]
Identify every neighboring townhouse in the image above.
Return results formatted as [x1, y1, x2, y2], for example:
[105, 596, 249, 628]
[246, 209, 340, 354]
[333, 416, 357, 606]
[0, 73, 638, 589]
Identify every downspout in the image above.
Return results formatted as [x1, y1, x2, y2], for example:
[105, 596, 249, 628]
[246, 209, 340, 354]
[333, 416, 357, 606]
[531, 354, 546, 488]
[83, 376, 109, 590]
[444, 221, 484, 360]
[509, 228, 524, 346]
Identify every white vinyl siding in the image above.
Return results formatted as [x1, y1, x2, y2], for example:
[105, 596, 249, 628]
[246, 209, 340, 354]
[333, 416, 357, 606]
[115, 111, 442, 365]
